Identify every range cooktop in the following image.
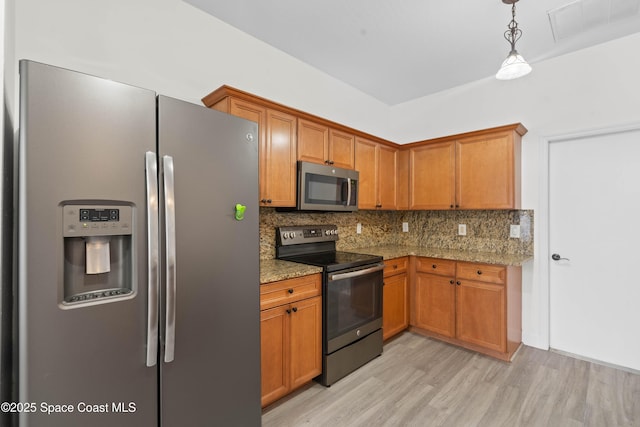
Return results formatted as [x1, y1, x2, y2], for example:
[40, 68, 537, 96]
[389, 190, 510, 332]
[275, 224, 382, 272]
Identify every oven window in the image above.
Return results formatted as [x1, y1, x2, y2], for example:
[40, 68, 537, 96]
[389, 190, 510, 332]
[326, 270, 382, 340]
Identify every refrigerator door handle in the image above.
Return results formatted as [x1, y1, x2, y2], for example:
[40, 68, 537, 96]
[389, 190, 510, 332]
[145, 152, 159, 367]
[163, 155, 177, 363]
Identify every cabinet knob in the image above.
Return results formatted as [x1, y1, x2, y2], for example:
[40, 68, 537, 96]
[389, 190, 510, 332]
[456, 281, 461, 286]
[292, 307, 298, 313]
[450, 205, 454, 209]
[288, 288, 294, 294]
[477, 270, 482, 275]
[455, 204, 460, 208]
[393, 264, 398, 269]
[267, 199, 272, 204]
[286, 309, 291, 314]
[432, 264, 437, 269]
[449, 280, 454, 285]
[376, 204, 382, 208]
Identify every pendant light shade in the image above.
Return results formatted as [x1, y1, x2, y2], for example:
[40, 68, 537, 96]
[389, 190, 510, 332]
[496, 0, 531, 80]
[496, 50, 532, 80]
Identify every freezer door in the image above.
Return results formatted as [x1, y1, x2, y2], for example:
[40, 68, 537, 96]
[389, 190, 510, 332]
[157, 96, 261, 426]
[17, 61, 158, 426]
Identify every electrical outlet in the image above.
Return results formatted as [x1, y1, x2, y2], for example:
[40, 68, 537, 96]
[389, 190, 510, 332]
[458, 224, 467, 236]
[402, 222, 409, 232]
[510, 224, 521, 238]
[356, 223, 362, 234]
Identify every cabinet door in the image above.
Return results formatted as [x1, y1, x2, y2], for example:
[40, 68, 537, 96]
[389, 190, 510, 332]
[456, 133, 517, 209]
[264, 109, 297, 207]
[383, 273, 408, 340]
[328, 129, 355, 169]
[414, 272, 455, 337]
[260, 306, 290, 407]
[289, 296, 322, 390]
[378, 144, 397, 209]
[410, 141, 455, 209]
[456, 280, 506, 352]
[298, 118, 328, 166]
[354, 138, 378, 209]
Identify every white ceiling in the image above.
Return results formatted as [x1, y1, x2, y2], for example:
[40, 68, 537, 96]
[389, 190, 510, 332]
[184, 0, 640, 105]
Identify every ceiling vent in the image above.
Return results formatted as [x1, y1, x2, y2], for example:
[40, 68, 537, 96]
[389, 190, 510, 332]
[548, 0, 640, 42]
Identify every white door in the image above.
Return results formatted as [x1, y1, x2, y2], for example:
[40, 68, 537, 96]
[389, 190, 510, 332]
[549, 128, 640, 371]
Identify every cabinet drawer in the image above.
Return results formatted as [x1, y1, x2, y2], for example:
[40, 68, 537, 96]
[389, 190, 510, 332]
[384, 257, 408, 277]
[260, 274, 322, 311]
[456, 262, 506, 285]
[415, 257, 456, 276]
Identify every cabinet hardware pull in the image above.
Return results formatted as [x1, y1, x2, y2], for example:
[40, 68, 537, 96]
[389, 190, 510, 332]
[287, 289, 294, 294]
[267, 199, 272, 204]
[477, 270, 482, 275]
[432, 264, 437, 269]
[286, 308, 291, 314]
[292, 307, 298, 312]
[449, 280, 454, 285]
[393, 265, 398, 269]
[456, 281, 461, 286]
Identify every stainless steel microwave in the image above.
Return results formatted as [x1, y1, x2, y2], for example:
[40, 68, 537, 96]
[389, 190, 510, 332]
[297, 161, 359, 211]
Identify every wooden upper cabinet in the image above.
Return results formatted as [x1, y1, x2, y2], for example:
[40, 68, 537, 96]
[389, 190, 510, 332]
[409, 124, 525, 210]
[456, 131, 519, 209]
[264, 109, 297, 207]
[328, 129, 355, 169]
[355, 138, 377, 209]
[297, 119, 329, 165]
[298, 119, 355, 169]
[355, 137, 397, 210]
[409, 141, 456, 210]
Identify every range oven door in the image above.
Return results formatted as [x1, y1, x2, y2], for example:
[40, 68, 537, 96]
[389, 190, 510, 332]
[325, 263, 384, 354]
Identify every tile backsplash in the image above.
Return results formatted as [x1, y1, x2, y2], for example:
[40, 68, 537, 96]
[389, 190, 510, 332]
[260, 208, 533, 260]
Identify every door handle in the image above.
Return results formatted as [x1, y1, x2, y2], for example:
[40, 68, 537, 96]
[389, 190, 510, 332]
[163, 155, 177, 363]
[145, 152, 159, 368]
[551, 253, 570, 261]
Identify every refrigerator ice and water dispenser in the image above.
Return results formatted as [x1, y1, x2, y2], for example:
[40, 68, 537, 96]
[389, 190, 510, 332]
[62, 203, 134, 305]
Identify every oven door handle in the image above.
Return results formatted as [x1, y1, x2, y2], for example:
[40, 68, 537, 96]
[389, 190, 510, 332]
[328, 263, 385, 281]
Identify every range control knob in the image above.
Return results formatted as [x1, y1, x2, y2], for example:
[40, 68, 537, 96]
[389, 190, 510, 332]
[325, 230, 331, 236]
[282, 232, 289, 239]
[290, 232, 296, 238]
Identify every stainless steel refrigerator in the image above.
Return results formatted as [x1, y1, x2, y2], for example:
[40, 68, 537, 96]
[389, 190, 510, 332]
[16, 60, 261, 426]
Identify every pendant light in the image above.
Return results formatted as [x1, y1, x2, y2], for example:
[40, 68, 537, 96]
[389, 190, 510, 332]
[496, 0, 532, 80]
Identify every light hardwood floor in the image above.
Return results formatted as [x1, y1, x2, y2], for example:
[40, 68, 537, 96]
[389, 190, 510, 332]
[262, 332, 640, 426]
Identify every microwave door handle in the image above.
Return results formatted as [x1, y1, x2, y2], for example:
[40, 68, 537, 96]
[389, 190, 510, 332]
[346, 178, 352, 207]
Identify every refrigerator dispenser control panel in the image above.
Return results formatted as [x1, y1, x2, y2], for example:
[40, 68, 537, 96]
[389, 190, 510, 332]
[62, 205, 133, 237]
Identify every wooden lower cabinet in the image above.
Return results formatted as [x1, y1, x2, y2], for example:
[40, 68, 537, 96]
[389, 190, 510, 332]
[382, 257, 408, 340]
[260, 274, 322, 407]
[411, 257, 521, 361]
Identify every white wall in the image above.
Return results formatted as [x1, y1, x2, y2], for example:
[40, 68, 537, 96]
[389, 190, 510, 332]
[9, 0, 640, 349]
[390, 32, 640, 348]
[12, 0, 392, 139]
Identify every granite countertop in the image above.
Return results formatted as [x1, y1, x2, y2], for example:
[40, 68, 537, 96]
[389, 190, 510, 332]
[260, 259, 322, 284]
[260, 245, 532, 284]
[351, 245, 533, 266]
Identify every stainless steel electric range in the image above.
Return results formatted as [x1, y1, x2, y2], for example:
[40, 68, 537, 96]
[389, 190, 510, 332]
[276, 224, 384, 386]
